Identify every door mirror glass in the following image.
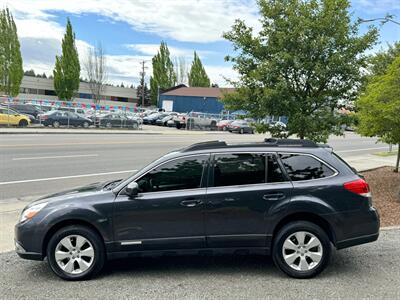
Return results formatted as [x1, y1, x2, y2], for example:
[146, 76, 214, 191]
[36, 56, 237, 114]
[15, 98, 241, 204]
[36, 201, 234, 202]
[125, 181, 138, 197]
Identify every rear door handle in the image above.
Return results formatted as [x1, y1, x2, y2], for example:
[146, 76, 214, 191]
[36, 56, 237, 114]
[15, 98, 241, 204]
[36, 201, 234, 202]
[263, 192, 285, 201]
[180, 199, 203, 207]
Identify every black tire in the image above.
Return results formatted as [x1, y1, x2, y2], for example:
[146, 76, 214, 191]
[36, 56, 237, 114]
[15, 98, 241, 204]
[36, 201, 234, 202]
[239, 128, 244, 134]
[83, 121, 89, 128]
[46, 225, 105, 281]
[18, 119, 28, 127]
[272, 221, 331, 279]
[52, 121, 60, 128]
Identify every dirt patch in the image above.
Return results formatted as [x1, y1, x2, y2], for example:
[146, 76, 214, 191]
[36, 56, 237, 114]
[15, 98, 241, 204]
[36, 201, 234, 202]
[361, 167, 400, 227]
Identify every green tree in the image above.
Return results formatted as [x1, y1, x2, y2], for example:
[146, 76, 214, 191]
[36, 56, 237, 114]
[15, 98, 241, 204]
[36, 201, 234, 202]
[188, 51, 210, 87]
[367, 42, 400, 77]
[53, 18, 80, 101]
[0, 8, 23, 97]
[357, 55, 400, 172]
[223, 0, 378, 142]
[150, 41, 176, 105]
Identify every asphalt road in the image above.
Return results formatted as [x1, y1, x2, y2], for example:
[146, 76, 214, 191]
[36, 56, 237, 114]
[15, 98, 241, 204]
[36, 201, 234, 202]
[0, 229, 398, 299]
[0, 131, 392, 200]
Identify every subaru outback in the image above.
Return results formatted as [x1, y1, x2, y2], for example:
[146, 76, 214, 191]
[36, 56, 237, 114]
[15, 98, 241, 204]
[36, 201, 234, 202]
[15, 139, 379, 280]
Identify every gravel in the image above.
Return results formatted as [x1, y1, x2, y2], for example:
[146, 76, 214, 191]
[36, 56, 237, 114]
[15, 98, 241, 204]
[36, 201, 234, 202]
[0, 229, 399, 300]
[362, 167, 400, 227]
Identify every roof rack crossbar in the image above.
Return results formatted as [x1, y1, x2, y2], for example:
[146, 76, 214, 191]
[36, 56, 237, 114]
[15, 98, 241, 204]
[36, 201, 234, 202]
[264, 138, 318, 148]
[182, 140, 227, 152]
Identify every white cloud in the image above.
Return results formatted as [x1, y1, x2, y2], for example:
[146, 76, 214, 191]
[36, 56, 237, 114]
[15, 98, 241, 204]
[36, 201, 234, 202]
[1, 0, 249, 86]
[1, 0, 260, 43]
[352, 0, 400, 14]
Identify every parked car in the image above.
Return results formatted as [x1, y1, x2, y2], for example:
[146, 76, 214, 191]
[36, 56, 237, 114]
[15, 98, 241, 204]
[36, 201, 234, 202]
[0, 106, 31, 127]
[15, 139, 379, 280]
[186, 112, 218, 130]
[7, 103, 43, 118]
[155, 113, 177, 126]
[172, 113, 187, 129]
[228, 120, 254, 134]
[40, 111, 93, 128]
[143, 112, 169, 125]
[98, 113, 140, 129]
[217, 119, 233, 131]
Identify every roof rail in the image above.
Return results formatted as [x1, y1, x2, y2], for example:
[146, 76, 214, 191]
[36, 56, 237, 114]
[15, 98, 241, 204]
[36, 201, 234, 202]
[264, 138, 318, 148]
[182, 140, 227, 152]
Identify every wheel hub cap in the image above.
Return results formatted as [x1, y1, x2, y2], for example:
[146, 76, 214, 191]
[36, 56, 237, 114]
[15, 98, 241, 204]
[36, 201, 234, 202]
[55, 235, 94, 275]
[282, 231, 323, 271]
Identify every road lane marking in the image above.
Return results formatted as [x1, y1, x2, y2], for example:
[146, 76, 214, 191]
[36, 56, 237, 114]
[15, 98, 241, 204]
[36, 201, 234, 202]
[12, 154, 99, 161]
[336, 146, 395, 153]
[0, 170, 137, 186]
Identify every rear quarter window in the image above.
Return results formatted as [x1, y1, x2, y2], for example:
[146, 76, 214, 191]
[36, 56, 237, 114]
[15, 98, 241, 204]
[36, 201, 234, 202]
[279, 153, 335, 181]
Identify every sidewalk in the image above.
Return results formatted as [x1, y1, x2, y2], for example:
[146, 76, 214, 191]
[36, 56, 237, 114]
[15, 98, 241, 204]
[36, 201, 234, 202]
[0, 126, 225, 135]
[343, 153, 398, 172]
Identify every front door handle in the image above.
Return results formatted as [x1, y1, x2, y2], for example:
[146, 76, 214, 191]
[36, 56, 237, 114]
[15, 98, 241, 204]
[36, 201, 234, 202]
[263, 192, 285, 201]
[180, 199, 203, 207]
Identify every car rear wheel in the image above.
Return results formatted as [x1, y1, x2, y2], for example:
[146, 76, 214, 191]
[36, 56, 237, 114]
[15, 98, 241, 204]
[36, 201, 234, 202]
[105, 122, 112, 128]
[83, 121, 89, 128]
[18, 119, 28, 127]
[132, 122, 139, 129]
[52, 121, 60, 128]
[46, 225, 105, 281]
[272, 221, 331, 279]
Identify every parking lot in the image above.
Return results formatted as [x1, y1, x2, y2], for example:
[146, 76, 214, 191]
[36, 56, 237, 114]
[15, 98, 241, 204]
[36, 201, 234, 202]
[0, 229, 399, 299]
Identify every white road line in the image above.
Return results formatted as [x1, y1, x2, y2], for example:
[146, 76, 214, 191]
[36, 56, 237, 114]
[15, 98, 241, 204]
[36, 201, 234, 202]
[12, 154, 99, 161]
[336, 146, 395, 153]
[0, 170, 137, 186]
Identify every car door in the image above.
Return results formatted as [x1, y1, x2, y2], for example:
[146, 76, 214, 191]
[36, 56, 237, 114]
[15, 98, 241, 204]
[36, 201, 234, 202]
[113, 154, 210, 251]
[205, 152, 293, 248]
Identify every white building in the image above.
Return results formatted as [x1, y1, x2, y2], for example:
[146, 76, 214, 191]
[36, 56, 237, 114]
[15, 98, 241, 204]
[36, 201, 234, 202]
[17, 76, 138, 108]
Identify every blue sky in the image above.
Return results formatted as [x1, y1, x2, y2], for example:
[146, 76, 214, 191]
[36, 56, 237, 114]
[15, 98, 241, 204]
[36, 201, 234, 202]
[2, 0, 399, 86]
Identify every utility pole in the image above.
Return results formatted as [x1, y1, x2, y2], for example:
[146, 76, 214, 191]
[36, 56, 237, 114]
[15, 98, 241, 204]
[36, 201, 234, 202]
[139, 61, 148, 106]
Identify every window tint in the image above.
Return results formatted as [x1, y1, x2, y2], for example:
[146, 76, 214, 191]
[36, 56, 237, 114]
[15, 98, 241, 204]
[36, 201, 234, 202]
[279, 154, 335, 181]
[137, 155, 207, 193]
[213, 153, 265, 187]
[267, 154, 286, 183]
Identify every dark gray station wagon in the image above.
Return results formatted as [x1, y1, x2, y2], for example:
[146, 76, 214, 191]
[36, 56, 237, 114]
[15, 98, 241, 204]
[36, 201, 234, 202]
[15, 139, 379, 280]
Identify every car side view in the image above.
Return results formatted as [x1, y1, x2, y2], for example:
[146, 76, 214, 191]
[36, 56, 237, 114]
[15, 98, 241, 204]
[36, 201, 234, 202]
[15, 139, 379, 280]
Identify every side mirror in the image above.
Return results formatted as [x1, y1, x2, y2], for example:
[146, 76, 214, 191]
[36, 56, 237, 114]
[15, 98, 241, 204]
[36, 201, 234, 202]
[125, 181, 139, 197]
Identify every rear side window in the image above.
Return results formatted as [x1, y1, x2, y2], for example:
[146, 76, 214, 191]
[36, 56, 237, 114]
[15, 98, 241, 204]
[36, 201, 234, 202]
[279, 154, 335, 181]
[267, 154, 286, 183]
[213, 153, 265, 187]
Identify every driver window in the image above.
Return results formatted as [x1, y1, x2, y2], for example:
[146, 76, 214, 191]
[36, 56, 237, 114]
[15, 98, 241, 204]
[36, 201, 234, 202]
[137, 155, 208, 193]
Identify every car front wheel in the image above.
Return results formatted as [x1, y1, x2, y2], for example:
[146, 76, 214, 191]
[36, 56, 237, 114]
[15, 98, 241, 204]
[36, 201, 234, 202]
[46, 225, 105, 280]
[272, 221, 331, 279]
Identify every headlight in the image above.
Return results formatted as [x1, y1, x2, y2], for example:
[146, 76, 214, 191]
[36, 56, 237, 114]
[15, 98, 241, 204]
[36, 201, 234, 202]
[20, 202, 48, 223]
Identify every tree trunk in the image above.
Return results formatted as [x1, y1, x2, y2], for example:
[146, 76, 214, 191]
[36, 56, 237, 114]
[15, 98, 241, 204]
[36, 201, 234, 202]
[395, 144, 400, 173]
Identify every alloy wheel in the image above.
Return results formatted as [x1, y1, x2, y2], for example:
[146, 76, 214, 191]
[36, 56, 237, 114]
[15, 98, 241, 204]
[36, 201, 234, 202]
[282, 231, 323, 271]
[55, 235, 95, 275]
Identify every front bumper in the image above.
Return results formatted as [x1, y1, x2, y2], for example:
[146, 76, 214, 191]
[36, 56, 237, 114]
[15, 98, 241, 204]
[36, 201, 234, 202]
[15, 240, 43, 261]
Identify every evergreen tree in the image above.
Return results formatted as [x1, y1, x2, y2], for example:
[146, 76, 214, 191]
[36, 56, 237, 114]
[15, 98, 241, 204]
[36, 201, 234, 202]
[0, 8, 23, 96]
[53, 18, 80, 101]
[136, 77, 150, 106]
[24, 69, 36, 77]
[150, 41, 176, 105]
[188, 51, 210, 87]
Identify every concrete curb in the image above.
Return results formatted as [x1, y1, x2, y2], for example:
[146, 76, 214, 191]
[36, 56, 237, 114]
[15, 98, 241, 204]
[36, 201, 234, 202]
[380, 226, 400, 231]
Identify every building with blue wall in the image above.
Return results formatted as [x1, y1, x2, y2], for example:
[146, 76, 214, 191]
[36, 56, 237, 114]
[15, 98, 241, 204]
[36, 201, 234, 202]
[159, 86, 235, 114]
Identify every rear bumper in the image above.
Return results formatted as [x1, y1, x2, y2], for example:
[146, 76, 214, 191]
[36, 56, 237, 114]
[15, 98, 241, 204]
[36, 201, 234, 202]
[336, 232, 379, 249]
[327, 206, 380, 250]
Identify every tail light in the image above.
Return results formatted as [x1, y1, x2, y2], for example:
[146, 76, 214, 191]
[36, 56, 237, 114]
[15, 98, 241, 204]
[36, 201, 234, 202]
[343, 179, 371, 197]
[40, 115, 48, 120]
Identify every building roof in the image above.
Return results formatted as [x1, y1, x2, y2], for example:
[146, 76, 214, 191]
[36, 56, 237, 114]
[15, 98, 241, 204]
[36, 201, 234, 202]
[161, 86, 235, 98]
